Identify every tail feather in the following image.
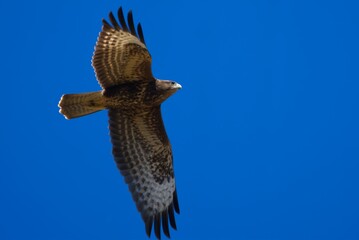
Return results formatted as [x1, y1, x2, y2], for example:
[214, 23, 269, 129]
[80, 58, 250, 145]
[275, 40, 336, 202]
[58, 91, 105, 119]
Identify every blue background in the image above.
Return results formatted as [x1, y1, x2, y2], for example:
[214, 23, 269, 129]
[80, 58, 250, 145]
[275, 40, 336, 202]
[1, 0, 358, 239]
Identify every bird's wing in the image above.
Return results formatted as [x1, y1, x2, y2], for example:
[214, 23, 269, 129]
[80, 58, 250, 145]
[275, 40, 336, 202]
[92, 7, 153, 89]
[108, 107, 180, 239]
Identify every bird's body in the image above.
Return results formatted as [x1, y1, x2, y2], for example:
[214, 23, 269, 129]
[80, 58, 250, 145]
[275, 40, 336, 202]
[58, 7, 181, 239]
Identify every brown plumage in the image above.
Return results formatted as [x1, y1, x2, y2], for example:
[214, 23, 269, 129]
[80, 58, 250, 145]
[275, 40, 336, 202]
[58, 7, 181, 239]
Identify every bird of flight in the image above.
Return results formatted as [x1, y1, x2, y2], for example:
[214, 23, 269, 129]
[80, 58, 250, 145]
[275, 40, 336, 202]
[58, 7, 181, 239]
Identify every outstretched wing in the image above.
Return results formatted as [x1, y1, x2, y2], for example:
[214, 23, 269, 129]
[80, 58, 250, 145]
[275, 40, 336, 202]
[92, 7, 153, 89]
[108, 107, 180, 239]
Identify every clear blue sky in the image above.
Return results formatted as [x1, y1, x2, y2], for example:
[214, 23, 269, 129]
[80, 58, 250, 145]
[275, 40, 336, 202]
[1, 0, 359, 239]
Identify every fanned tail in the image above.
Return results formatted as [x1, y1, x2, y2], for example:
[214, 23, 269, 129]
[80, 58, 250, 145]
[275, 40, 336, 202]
[58, 91, 105, 119]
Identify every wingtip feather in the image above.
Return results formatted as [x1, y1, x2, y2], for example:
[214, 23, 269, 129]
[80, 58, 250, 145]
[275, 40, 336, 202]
[109, 11, 120, 30]
[162, 211, 170, 238]
[173, 190, 180, 214]
[145, 216, 153, 238]
[102, 18, 111, 28]
[168, 204, 177, 230]
[117, 7, 129, 31]
[137, 23, 146, 44]
[127, 10, 137, 37]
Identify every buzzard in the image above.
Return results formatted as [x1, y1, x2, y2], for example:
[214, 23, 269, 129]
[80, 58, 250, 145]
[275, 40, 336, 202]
[58, 7, 181, 239]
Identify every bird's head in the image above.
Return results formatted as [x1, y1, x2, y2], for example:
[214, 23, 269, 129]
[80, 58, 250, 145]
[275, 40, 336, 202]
[156, 79, 182, 92]
[154, 79, 182, 104]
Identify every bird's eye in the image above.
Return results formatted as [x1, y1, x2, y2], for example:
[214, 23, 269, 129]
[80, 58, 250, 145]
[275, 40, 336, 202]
[171, 81, 176, 85]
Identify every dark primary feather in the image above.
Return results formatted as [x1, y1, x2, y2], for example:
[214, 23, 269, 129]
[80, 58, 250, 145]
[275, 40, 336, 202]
[173, 190, 180, 214]
[137, 23, 146, 45]
[168, 203, 177, 230]
[117, 7, 129, 32]
[145, 216, 153, 237]
[101, 18, 111, 28]
[154, 213, 161, 239]
[162, 211, 170, 238]
[109, 12, 121, 30]
[108, 107, 179, 239]
[127, 11, 137, 37]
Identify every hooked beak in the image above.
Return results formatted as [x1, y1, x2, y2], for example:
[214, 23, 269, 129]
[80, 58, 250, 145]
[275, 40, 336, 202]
[173, 83, 182, 89]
